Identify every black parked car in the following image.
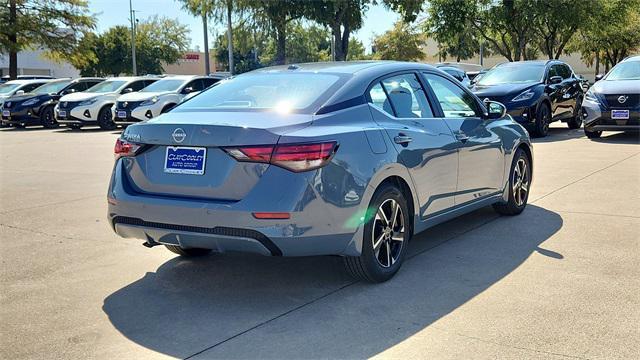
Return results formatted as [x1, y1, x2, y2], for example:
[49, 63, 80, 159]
[582, 55, 639, 138]
[470, 60, 585, 137]
[436, 65, 471, 88]
[1, 77, 104, 128]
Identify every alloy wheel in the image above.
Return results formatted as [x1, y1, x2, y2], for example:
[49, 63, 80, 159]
[372, 198, 405, 268]
[512, 157, 530, 206]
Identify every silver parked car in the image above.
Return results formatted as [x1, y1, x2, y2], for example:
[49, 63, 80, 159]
[108, 61, 533, 282]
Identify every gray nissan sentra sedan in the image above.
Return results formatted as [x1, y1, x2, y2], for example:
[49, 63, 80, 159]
[108, 61, 533, 282]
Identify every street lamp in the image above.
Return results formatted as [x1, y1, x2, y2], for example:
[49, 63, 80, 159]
[129, 0, 137, 75]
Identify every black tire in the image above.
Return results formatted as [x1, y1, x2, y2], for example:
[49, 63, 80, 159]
[97, 106, 116, 130]
[164, 245, 212, 257]
[566, 97, 583, 129]
[532, 102, 551, 137]
[161, 104, 176, 114]
[343, 183, 411, 283]
[585, 128, 602, 138]
[493, 148, 531, 216]
[40, 106, 58, 129]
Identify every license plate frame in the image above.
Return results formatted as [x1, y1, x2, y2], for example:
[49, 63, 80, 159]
[58, 110, 67, 118]
[117, 110, 127, 118]
[611, 109, 629, 120]
[2, 110, 9, 118]
[164, 146, 206, 175]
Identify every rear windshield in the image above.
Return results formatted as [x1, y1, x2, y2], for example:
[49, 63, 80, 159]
[175, 72, 346, 114]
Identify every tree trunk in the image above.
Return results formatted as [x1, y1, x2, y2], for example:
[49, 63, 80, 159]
[595, 52, 600, 76]
[9, 0, 18, 80]
[275, 20, 286, 65]
[332, 24, 349, 61]
[226, 1, 234, 75]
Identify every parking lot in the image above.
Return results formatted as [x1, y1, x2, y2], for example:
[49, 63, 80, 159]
[0, 125, 638, 359]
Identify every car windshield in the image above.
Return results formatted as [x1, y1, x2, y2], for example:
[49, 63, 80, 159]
[176, 73, 345, 113]
[606, 62, 640, 80]
[140, 79, 185, 92]
[0, 83, 20, 94]
[33, 81, 71, 95]
[85, 80, 127, 93]
[477, 64, 545, 85]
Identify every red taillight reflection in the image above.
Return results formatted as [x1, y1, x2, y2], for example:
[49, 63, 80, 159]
[252, 212, 290, 219]
[224, 141, 337, 172]
[114, 138, 141, 160]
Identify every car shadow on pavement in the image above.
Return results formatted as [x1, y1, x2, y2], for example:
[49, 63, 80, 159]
[590, 131, 640, 144]
[531, 127, 584, 143]
[103, 205, 562, 358]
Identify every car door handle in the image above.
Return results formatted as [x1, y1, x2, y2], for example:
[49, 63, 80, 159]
[455, 132, 469, 143]
[394, 134, 413, 145]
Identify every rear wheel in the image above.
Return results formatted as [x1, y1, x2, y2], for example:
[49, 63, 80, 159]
[97, 106, 116, 130]
[40, 106, 58, 129]
[532, 102, 551, 137]
[344, 183, 411, 283]
[566, 97, 583, 129]
[493, 148, 531, 216]
[164, 245, 212, 257]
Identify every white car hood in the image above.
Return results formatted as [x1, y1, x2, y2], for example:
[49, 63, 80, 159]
[59, 91, 110, 102]
[118, 91, 171, 102]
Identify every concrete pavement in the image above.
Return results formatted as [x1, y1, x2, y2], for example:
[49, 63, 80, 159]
[1, 125, 638, 359]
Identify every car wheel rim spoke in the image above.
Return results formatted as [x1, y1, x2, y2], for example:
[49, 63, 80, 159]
[372, 198, 404, 268]
[513, 158, 529, 206]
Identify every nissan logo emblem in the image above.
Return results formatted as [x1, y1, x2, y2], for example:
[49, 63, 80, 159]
[618, 95, 628, 104]
[172, 128, 187, 143]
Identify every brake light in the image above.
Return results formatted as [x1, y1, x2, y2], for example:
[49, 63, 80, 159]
[224, 141, 338, 172]
[114, 138, 142, 160]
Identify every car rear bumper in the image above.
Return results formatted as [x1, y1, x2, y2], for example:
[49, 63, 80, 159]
[107, 160, 362, 257]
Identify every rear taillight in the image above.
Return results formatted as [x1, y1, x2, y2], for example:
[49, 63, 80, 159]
[114, 138, 142, 160]
[224, 141, 338, 172]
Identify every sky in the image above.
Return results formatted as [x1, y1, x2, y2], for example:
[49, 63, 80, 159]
[88, 0, 399, 53]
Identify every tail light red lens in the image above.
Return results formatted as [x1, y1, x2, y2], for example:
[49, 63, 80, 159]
[114, 138, 142, 160]
[224, 141, 338, 172]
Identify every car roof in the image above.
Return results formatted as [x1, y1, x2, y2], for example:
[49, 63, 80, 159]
[157, 75, 202, 80]
[103, 76, 150, 82]
[251, 61, 437, 75]
[621, 55, 640, 62]
[4, 79, 53, 85]
[75, 77, 106, 82]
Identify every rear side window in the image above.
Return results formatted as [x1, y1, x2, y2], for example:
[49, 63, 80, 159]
[423, 73, 481, 118]
[176, 73, 345, 114]
[368, 73, 433, 118]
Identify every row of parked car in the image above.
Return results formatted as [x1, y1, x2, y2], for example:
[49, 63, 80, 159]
[439, 56, 639, 138]
[0, 74, 224, 130]
[2, 56, 638, 138]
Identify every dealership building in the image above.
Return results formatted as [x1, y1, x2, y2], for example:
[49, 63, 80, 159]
[0, 49, 80, 78]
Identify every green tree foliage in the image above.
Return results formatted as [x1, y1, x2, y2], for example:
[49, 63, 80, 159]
[0, 0, 95, 79]
[372, 21, 424, 61]
[72, 17, 190, 76]
[531, 0, 593, 60]
[347, 38, 368, 60]
[571, 0, 640, 72]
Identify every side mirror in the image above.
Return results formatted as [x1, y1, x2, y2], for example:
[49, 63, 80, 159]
[16, 90, 25, 95]
[484, 100, 507, 119]
[122, 88, 133, 94]
[183, 87, 193, 94]
[548, 76, 562, 84]
[595, 74, 604, 81]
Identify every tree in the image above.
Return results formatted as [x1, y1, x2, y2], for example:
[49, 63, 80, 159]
[424, 0, 479, 62]
[0, 0, 95, 79]
[347, 37, 368, 60]
[571, 0, 640, 73]
[305, 0, 369, 61]
[531, 0, 593, 60]
[372, 21, 424, 61]
[72, 17, 190, 76]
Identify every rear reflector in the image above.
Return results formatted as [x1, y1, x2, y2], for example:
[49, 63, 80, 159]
[114, 138, 142, 160]
[224, 141, 338, 172]
[252, 212, 290, 219]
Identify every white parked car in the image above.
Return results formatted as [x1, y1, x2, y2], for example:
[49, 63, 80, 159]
[112, 75, 220, 125]
[55, 77, 159, 130]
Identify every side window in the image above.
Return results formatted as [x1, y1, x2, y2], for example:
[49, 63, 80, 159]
[547, 65, 560, 79]
[378, 73, 433, 118]
[88, 81, 102, 88]
[202, 78, 218, 89]
[423, 73, 481, 118]
[66, 82, 87, 93]
[127, 81, 146, 92]
[183, 80, 203, 93]
[21, 83, 43, 92]
[559, 65, 572, 79]
[368, 83, 390, 114]
[144, 79, 157, 87]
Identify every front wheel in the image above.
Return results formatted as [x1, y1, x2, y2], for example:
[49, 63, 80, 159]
[344, 183, 411, 283]
[40, 106, 58, 129]
[566, 97, 583, 129]
[97, 106, 116, 130]
[532, 102, 551, 137]
[164, 245, 212, 257]
[493, 148, 531, 216]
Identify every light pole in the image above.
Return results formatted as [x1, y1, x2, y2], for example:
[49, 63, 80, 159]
[129, 0, 137, 75]
[202, 12, 210, 75]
